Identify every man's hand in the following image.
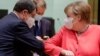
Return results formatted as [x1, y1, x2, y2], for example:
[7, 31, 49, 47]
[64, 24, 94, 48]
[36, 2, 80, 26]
[61, 49, 74, 56]
[36, 36, 43, 42]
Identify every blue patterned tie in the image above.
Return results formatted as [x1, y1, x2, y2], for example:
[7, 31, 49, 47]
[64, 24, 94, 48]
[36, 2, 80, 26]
[34, 21, 42, 36]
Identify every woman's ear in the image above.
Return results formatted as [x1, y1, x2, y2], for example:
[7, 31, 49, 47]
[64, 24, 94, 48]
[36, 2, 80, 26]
[77, 15, 81, 21]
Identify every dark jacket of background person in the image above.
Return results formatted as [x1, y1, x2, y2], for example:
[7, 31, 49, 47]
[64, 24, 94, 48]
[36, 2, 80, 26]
[40, 17, 55, 37]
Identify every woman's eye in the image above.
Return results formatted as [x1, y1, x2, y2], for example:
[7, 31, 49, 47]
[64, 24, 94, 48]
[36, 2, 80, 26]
[67, 15, 70, 18]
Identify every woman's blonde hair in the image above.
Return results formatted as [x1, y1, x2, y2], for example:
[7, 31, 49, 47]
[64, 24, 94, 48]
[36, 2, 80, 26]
[64, 1, 91, 23]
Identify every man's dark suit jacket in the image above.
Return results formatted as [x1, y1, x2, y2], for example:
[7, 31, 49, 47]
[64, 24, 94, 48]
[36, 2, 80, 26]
[31, 17, 55, 38]
[0, 12, 44, 56]
[40, 17, 55, 38]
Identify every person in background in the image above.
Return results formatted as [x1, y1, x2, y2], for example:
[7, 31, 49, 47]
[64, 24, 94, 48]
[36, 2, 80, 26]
[0, 0, 44, 56]
[44, 1, 100, 56]
[32, 0, 55, 41]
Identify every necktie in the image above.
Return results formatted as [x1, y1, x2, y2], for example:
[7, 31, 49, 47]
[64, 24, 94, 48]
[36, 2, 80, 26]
[34, 21, 42, 36]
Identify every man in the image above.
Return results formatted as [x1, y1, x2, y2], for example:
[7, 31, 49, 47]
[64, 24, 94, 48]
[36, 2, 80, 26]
[33, 0, 55, 39]
[0, 0, 44, 56]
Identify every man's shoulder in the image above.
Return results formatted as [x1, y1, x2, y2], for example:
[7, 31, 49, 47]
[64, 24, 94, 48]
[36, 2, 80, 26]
[41, 17, 49, 21]
[1, 12, 20, 22]
[41, 17, 50, 23]
[0, 12, 23, 27]
[41, 17, 54, 24]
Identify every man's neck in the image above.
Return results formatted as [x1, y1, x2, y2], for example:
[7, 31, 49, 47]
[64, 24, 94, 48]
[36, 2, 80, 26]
[13, 11, 24, 21]
[25, 17, 35, 28]
[13, 11, 20, 18]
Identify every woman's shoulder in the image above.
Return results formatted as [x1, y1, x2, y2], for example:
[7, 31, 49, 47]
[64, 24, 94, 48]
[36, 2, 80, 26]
[90, 24, 100, 27]
[58, 26, 71, 33]
[89, 24, 100, 30]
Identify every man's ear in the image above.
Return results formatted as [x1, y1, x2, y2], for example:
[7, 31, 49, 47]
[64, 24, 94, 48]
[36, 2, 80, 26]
[21, 10, 29, 20]
[22, 10, 29, 15]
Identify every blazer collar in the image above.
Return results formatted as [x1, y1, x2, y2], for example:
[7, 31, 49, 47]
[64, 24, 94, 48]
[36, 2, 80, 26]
[9, 12, 19, 19]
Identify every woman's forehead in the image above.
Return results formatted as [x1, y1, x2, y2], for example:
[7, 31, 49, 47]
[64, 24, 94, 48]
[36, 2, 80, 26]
[66, 7, 74, 16]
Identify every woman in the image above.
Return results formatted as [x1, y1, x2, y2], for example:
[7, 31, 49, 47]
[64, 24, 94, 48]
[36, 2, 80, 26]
[44, 1, 100, 56]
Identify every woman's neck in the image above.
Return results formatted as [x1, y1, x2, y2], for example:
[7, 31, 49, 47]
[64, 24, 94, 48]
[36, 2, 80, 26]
[76, 22, 89, 34]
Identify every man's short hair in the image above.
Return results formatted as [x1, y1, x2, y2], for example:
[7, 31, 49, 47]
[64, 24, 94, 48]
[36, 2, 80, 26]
[13, 0, 36, 13]
[33, 0, 46, 8]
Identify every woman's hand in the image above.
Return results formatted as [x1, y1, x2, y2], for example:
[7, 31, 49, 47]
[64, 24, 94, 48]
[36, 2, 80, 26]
[61, 49, 74, 56]
[43, 36, 49, 40]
